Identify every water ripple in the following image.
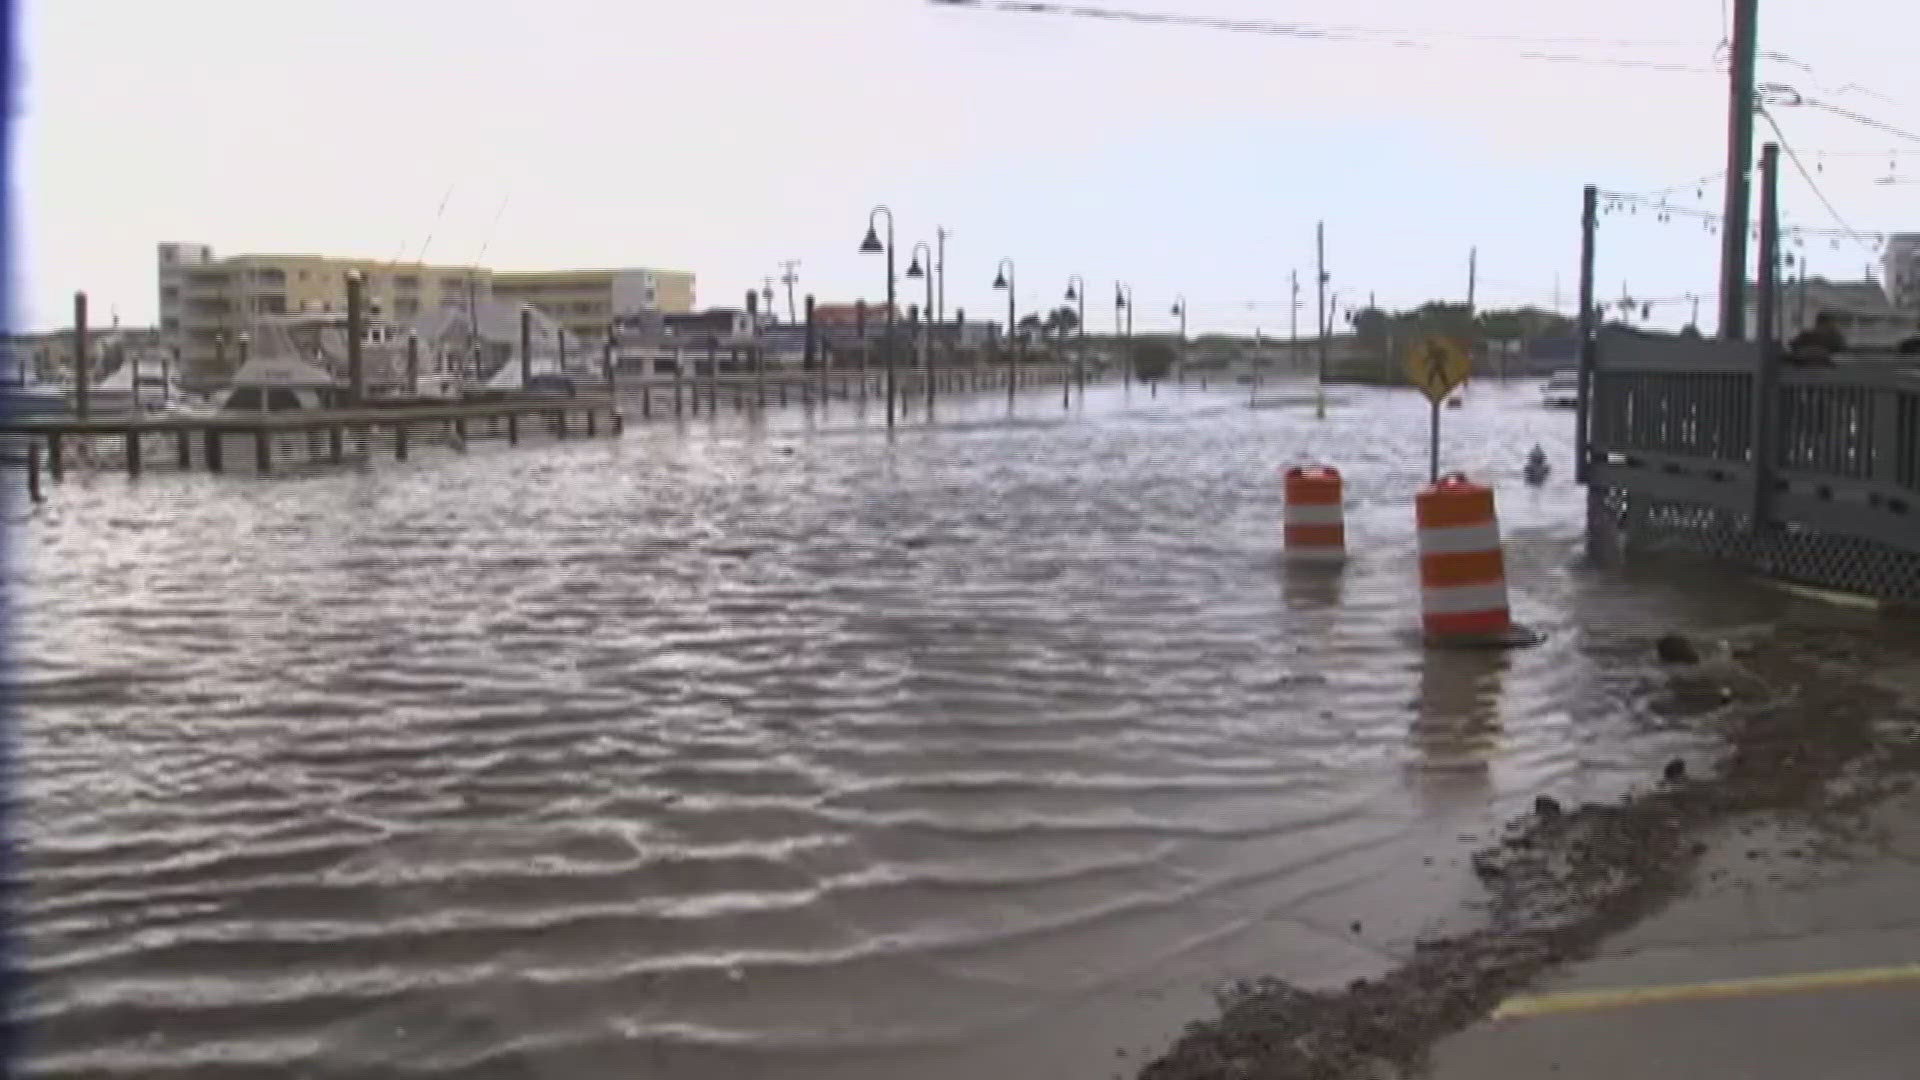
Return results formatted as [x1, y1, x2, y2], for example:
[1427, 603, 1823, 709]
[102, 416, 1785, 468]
[11, 381, 1797, 1078]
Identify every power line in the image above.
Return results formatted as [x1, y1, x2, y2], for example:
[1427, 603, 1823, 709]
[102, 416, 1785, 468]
[1803, 100, 1920, 147]
[1758, 108, 1879, 255]
[1758, 85, 1920, 147]
[1594, 188, 1890, 245]
[928, 0, 1719, 74]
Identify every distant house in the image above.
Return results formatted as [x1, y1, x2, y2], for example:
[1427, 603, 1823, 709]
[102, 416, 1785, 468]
[1748, 278, 1913, 350]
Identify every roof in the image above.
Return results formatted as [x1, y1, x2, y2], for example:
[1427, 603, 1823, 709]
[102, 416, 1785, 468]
[225, 355, 341, 389]
[1752, 278, 1896, 315]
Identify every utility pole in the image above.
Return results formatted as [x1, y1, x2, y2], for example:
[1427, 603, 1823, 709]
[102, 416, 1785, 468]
[1468, 246, 1481, 380]
[1316, 222, 1328, 419]
[935, 227, 950, 325]
[1290, 269, 1300, 366]
[1718, 0, 1759, 340]
[779, 260, 800, 324]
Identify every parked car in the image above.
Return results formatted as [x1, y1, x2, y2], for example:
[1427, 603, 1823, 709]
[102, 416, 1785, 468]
[1541, 371, 1580, 408]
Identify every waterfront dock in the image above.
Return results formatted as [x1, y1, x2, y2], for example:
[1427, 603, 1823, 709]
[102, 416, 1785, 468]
[4, 362, 1092, 500]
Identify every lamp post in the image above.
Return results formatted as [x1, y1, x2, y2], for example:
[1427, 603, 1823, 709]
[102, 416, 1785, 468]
[859, 205, 898, 427]
[1114, 282, 1133, 389]
[1171, 295, 1187, 385]
[907, 241, 935, 412]
[1064, 275, 1087, 406]
[993, 258, 1016, 409]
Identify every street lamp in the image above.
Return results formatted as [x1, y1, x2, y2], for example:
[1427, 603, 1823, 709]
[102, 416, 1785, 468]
[993, 258, 1016, 408]
[907, 241, 935, 411]
[1171, 295, 1187, 385]
[860, 205, 898, 427]
[1114, 282, 1133, 388]
[906, 242, 934, 366]
[1065, 275, 1087, 405]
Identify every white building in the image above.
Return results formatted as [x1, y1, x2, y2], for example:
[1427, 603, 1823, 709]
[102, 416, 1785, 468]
[1884, 234, 1920, 313]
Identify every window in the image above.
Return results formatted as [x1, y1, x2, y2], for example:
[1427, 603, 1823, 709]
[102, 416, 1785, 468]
[393, 275, 420, 290]
[252, 267, 286, 285]
[393, 297, 420, 316]
[441, 276, 467, 291]
[161, 316, 179, 331]
[161, 286, 179, 303]
[187, 271, 230, 287]
[252, 295, 287, 314]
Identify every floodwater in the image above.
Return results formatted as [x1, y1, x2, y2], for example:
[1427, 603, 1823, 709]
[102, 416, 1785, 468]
[10, 377, 1802, 1079]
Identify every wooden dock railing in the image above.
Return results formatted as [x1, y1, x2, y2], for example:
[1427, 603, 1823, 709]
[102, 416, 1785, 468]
[1585, 328, 1920, 597]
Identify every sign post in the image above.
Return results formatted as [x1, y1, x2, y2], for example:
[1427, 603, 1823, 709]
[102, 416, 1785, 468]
[1405, 334, 1470, 483]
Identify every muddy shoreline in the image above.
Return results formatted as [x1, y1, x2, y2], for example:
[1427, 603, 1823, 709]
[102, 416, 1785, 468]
[1134, 623, 1920, 1080]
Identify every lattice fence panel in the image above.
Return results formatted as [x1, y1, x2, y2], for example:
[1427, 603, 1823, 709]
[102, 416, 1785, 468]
[1596, 488, 1920, 602]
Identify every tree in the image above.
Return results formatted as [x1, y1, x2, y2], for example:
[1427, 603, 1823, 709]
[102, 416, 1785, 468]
[1351, 306, 1391, 357]
[1130, 338, 1178, 381]
[1045, 305, 1080, 340]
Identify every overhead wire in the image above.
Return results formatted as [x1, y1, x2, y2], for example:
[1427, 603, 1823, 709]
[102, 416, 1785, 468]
[928, 0, 1719, 74]
[1758, 108, 1880, 255]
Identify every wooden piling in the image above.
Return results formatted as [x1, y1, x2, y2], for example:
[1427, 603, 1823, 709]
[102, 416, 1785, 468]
[177, 430, 191, 469]
[394, 422, 408, 461]
[27, 440, 41, 503]
[73, 293, 91, 423]
[586, 408, 597, 437]
[126, 430, 142, 477]
[254, 428, 271, 474]
[507, 414, 519, 444]
[47, 433, 63, 481]
[204, 429, 222, 473]
[329, 427, 344, 463]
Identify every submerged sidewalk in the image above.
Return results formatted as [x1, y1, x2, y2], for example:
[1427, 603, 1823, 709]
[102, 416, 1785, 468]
[1427, 786, 1920, 1079]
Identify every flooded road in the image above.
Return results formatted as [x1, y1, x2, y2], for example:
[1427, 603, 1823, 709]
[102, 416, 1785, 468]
[11, 378, 1801, 1078]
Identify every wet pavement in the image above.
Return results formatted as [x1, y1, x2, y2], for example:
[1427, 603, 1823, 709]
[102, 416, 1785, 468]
[1427, 786, 1920, 1080]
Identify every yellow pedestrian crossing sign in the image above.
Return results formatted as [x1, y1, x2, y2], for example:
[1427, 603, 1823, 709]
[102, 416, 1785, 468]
[1406, 335, 1470, 404]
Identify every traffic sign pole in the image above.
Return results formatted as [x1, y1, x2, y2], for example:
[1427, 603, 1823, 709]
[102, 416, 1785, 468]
[1405, 333, 1467, 484]
[1430, 398, 1441, 484]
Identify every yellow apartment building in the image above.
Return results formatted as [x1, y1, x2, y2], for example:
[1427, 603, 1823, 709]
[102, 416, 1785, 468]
[159, 244, 697, 376]
[158, 242, 492, 374]
[490, 268, 697, 345]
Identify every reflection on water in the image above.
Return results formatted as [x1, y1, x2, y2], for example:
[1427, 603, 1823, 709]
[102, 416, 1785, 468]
[1407, 647, 1508, 806]
[10, 380, 1798, 1079]
[1279, 561, 1346, 611]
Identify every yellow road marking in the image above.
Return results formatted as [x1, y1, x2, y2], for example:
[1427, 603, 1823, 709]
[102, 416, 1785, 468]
[1493, 964, 1920, 1020]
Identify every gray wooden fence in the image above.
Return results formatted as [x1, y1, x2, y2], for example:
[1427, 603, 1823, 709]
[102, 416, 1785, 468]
[1584, 329, 1920, 600]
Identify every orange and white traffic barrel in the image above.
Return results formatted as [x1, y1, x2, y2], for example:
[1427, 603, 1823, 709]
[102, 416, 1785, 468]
[1283, 466, 1346, 562]
[1416, 473, 1511, 641]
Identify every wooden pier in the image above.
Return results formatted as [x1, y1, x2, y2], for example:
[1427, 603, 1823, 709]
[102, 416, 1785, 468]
[4, 396, 623, 496]
[5, 362, 1095, 502]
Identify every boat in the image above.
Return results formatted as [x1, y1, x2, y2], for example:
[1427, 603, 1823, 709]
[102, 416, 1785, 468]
[90, 353, 199, 414]
[1541, 371, 1580, 408]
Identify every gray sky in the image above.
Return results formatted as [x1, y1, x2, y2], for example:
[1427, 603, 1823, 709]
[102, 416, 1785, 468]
[19, 0, 1917, 333]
